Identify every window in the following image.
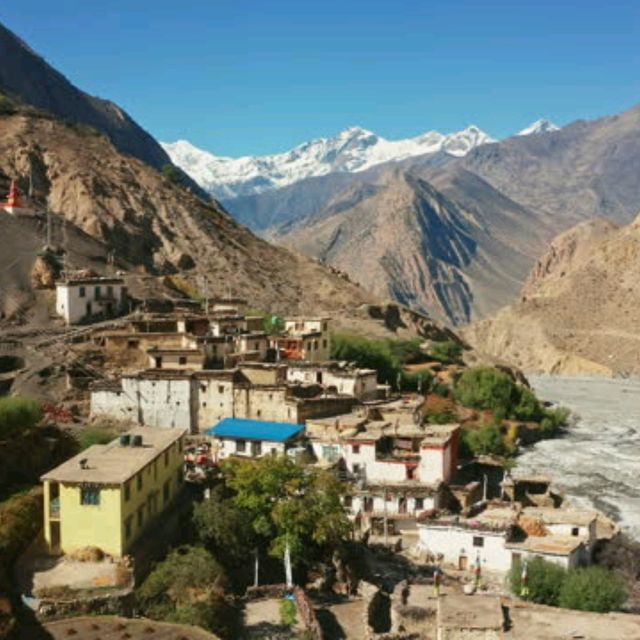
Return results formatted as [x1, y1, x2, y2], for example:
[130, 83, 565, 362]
[127, 340, 139, 349]
[322, 339, 327, 349]
[178, 356, 187, 365]
[251, 441, 262, 456]
[271, 448, 277, 455]
[322, 322, 328, 331]
[80, 487, 101, 505]
[352, 445, 360, 454]
[154, 357, 163, 368]
[124, 482, 131, 502]
[163, 480, 170, 505]
[472, 536, 484, 548]
[257, 409, 262, 418]
[95, 286, 101, 299]
[218, 385, 224, 394]
[236, 439, 246, 453]
[406, 466, 415, 480]
[415, 498, 424, 510]
[344, 496, 353, 508]
[107, 285, 113, 297]
[322, 445, 339, 462]
[164, 451, 169, 467]
[352, 463, 361, 475]
[571, 527, 579, 536]
[254, 342, 260, 350]
[125, 516, 133, 540]
[137, 473, 143, 491]
[79, 286, 86, 298]
[137, 506, 144, 528]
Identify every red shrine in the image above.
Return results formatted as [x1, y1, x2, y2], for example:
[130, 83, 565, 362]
[1, 180, 30, 214]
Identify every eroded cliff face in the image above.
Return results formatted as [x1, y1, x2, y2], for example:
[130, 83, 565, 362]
[464, 216, 640, 376]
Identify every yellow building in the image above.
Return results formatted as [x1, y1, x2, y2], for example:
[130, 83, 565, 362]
[41, 428, 186, 557]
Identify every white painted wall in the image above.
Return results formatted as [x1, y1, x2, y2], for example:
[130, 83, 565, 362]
[418, 525, 513, 573]
[90, 387, 137, 422]
[216, 437, 287, 460]
[419, 446, 448, 484]
[348, 494, 436, 517]
[136, 378, 194, 431]
[56, 281, 125, 325]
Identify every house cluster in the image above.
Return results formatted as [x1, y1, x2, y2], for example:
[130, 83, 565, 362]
[416, 491, 601, 573]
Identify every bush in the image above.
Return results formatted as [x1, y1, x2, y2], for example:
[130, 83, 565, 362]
[558, 566, 627, 612]
[540, 406, 571, 435]
[454, 367, 518, 413]
[428, 340, 463, 364]
[461, 424, 509, 458]
[425, 411, 456, 425]
[280, 598, 297, 626]
[331, 333, 400, 385]
[510, 559, 627, 613]
[77, 428, 116, 451]
[401, 370, 433, 393]
[510, 558, 566, 606]
[512, 387, 543, 422]
[161, 163, 189, 186]
[0, 397, 42, 439]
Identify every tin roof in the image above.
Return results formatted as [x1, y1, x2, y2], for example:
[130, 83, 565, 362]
[207, 417, 304, 442]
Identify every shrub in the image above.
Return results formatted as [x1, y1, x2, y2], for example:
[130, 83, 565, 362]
[540, 406, 571, 435]
[161, 164, 189, 186]
[510, 558, 566, 607]
[0, 396, 42, 439]
[425, 411, 456, 425]
[331, 333, 398, 385]
[77, 428, 116, 451]
[432, 382, 451, 398]
[280, 598, 297, 627]
[461, 424, 508, 458]
[454, 367, 518, 413]
[512, 387, 543, 422]
[558, 566, 627, 612]
[428, 340, 463, 364]
[401, 370, 433, 393]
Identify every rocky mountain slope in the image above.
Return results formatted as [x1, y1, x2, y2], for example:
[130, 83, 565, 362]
[163, 125, 496, 200]
[464, 216, 640, 376]
[247, 103, 640, 325]
[0, 22, 172, 171]
[277, 165, 553, 325]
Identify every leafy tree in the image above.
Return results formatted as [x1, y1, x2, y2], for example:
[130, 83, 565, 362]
[454, 367, 518, 413]
[558, 566, 627, 612]
[512, 387, 544, 422]
[263, 313, 285, 334]
[0, 396, 41, 439]
[137, 546, 237, 637]
[193, 486, 256, 566]
[220, 456, 351, 565]
[429, 340, 463, 364]
[331, 333, 399, 385]
[510, 558, 566, 607]
[461, 424, 509, 458]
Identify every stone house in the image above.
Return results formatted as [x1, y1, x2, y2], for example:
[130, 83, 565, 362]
[56, 276, 127, 325]
[286, 362, 379, 400]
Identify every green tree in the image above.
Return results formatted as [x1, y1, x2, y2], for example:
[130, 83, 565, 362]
[263, 314, 285, 334]
[454, 367, 518, 413]
[137, 546, 237, 637]
[512, 387, 544, 422]
[461, 424, 508, 458]
[558, 566, 627, 612]
[193, 486, 256, 566]
[77, 427, 117, 451]
[510, 558, 566, 607]
[429, 340, 463, 364]
[0, 396, 42, 439]
[220, 456, 351, 565]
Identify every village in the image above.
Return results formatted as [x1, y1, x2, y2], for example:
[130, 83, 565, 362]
[1, 243, 635, 640]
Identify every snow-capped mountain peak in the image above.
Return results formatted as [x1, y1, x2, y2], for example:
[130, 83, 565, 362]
[162, 124, 496, 200]
[518, 119, 560, 136]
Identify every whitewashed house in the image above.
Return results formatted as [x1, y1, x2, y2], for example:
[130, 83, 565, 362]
[286, 362, 379, 400]
[207, 417, 304, 460]
[56, 276, 127, 325]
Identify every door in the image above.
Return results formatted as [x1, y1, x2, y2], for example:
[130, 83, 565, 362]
[398, 497, 408, 514]
[458, 555, 468, 571]
[49, 522, 61, 553]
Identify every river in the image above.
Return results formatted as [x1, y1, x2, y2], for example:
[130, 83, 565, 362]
[516, 376, 640, 539]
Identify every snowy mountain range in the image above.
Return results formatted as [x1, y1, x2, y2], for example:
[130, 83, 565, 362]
[163, 120, 558, 200]
[517, 119, 560, 136]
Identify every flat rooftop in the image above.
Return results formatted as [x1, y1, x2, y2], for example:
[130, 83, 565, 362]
[42, 428, 185, 485]
[522, 507, 597, 527]
[507, 535, 584, 556]
[207, 417, 304, 442]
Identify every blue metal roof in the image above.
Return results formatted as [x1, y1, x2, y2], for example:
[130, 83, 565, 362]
[207, 418, 304, 442]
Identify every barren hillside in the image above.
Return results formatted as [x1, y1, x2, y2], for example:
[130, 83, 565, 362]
[464, 217, 640, 376]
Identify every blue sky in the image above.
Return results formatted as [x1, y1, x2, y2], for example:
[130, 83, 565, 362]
[2, 1, 639, 156]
